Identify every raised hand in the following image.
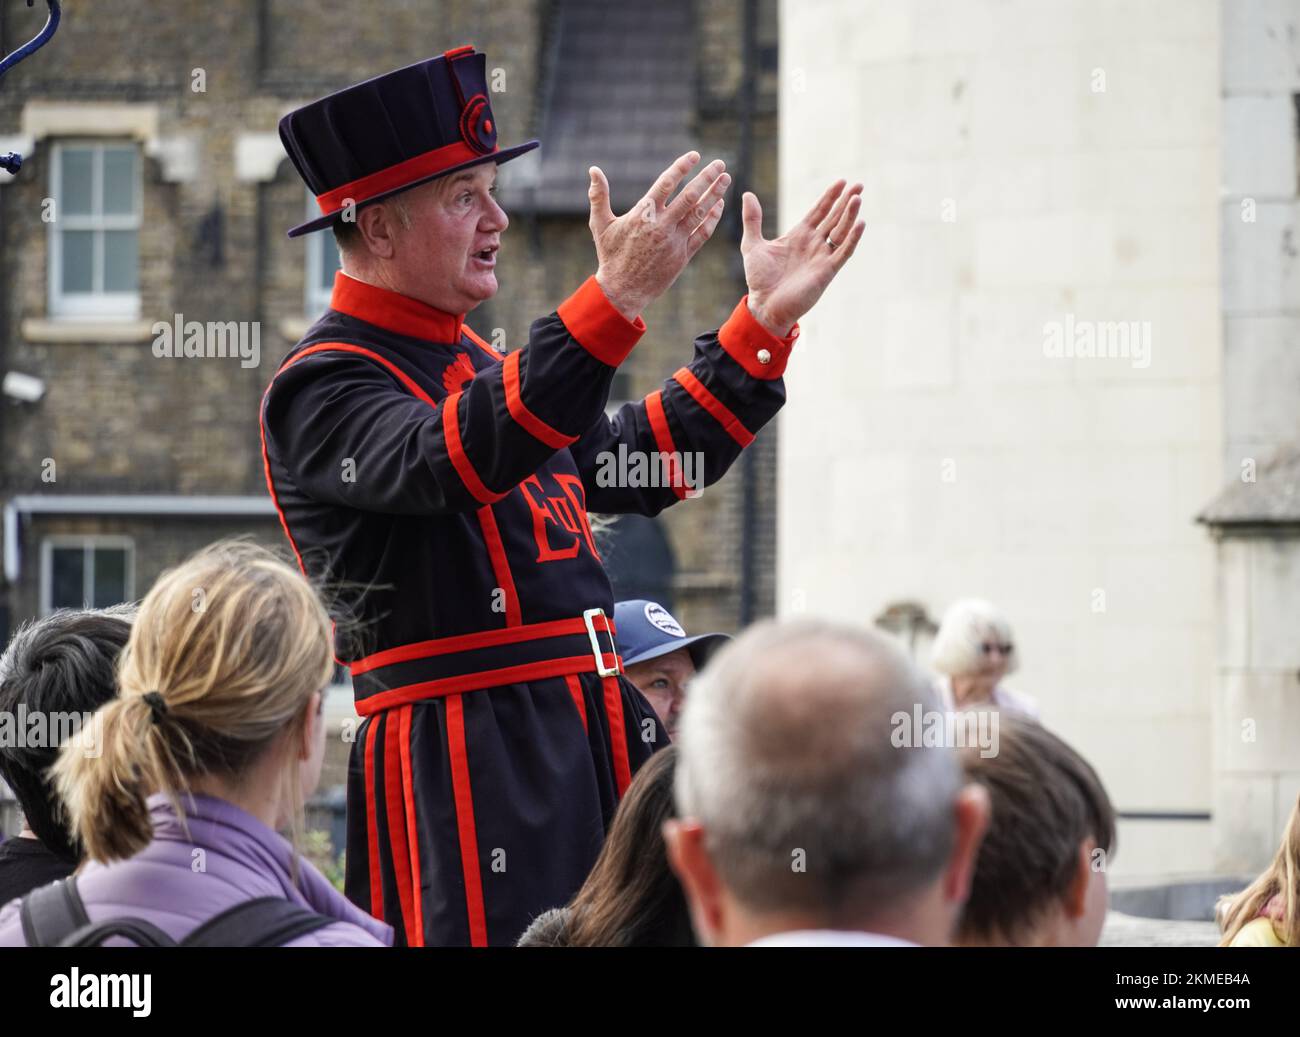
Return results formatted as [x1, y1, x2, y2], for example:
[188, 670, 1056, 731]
[740, 180, 865, 336]
[589, 151, 730, 320]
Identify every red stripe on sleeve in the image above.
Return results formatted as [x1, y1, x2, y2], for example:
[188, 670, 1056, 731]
[645, 390, 690, 501]
[442, 390, 506, 504]
[671, 367, 756, 447]
[446, 694, 489, 947]
[503, 350, 577, 449]
[274, 345, 504, 507]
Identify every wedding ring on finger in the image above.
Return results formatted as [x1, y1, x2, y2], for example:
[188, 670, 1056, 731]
[826, 237, 839, 251]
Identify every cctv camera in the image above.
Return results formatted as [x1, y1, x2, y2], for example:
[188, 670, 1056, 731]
[3, 371, 46, 403]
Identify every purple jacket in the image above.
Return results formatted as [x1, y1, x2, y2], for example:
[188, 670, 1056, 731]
[0, 793, 392, 947]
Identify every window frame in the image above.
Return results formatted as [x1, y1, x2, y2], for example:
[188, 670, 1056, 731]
[47, 140, 143, 320]
[304, 189, 342, 316]
[39, 535, 136, 615]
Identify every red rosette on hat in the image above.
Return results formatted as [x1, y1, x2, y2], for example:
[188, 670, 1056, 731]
[459, 94, 496, 155]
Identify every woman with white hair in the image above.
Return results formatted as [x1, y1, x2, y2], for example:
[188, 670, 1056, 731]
[931, 599, 1039, 718]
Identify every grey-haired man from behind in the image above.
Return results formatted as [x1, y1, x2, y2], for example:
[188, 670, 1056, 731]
[664, 619, 990, 946]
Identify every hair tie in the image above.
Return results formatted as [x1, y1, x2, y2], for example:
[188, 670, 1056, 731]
[142, 691, 168, 725]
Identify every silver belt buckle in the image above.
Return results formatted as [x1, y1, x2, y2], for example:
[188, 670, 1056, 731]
[583, 607, 621, 677]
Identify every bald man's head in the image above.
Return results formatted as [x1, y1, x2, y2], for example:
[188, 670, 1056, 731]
[673, 619, 963, 921]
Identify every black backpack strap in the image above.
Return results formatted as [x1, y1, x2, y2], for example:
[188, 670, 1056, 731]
[59, 918, 177, 948]
[182, 897, 335, 948]
[21, 879, 334, 948]
[20, 877, 90, 947]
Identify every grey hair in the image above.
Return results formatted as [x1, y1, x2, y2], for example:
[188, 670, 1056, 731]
[930, 599, 1019, 677]
[389, 194, 413, 230]
[673, 618, 963, 921]
[333, 193, 414, 254]
[587, 513, 618, 549]
[0, 603, 137, 685]
[0, 603, 137, 860]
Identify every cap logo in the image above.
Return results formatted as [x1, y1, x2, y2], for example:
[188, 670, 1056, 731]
[644, 602, 685, 638]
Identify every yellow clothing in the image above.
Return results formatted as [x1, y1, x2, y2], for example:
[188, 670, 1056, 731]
[1229, 917, 1284, 947]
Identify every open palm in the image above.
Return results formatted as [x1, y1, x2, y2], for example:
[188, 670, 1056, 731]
[741, 180, 864, 336]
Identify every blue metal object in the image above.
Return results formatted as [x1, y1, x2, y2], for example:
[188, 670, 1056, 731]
[0, 1, 63, 175]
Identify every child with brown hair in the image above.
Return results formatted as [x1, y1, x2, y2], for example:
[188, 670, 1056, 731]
[957, 714, 1115, 946]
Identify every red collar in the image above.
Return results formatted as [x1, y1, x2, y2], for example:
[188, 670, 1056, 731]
[330, 272, 464, 343]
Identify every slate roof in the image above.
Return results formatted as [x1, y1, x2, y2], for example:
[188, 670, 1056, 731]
[501, 0, 697, 214]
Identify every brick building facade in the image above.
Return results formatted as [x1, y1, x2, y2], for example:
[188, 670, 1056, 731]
[0, 0, 780, 661]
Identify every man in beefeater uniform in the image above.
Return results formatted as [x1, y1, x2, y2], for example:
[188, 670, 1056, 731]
[262, 45, 864, 946]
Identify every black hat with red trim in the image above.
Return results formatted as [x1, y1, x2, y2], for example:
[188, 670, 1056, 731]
[279, 45, 539, 238]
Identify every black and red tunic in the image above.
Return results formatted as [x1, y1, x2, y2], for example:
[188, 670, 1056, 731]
[259, 270, 797, 946]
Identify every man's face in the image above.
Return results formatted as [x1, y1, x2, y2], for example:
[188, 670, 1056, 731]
[624, 647, 696, 737]
[399, 163, 508, 314]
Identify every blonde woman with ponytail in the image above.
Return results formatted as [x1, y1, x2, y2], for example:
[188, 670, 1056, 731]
[0, 540, 391, 946]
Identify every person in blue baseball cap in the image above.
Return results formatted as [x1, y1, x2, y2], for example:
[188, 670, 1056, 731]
[615, 599, 729, 738]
